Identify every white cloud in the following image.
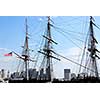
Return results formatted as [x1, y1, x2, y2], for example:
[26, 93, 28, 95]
[66, 47, 81, 56]
[0, 48, 10, 51]
[38, 17, 44, 22]
[0, 56, 17, 63]
[39, 18, 43, 21]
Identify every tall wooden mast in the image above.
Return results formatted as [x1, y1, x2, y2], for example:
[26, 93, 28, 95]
[46, 16, 52, 80]
[87, 16, 99, 78]
[39, 16, 60, 81]
[79, 16, 99, 78]
[22, 18, 29, 80]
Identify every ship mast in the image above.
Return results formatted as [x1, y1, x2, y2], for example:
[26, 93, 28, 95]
[11, 17, 35, 81]
[78, 16, 99, 78]
[78, 16, 100, 79]
[46, 16, 52, 81]
[39, 16, 60, 82]
[22, 18, 29, 80]
[87, 16, 99, 78]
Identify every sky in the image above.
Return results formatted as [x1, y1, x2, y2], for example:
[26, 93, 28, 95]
[0, 16, 100, 78]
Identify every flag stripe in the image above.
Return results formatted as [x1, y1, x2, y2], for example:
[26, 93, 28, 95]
[4, 52, 12, 56]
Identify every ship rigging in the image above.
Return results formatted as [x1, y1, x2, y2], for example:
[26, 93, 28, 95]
[8, 16, 100, 83]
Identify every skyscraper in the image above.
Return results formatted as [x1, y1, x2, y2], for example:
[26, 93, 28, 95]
[64, 69, 71, 81]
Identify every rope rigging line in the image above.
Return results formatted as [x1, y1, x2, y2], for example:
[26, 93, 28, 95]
[52, 25, 85, 43]
[33, 29, 47, 68]
[57, 16, 84, 28]
[52, 26, 83, 50]
[53, 24, 85, 36]
[79, 30, 90, 73]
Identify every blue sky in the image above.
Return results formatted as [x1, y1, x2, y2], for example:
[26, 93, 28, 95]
[0, 16, 100, 78]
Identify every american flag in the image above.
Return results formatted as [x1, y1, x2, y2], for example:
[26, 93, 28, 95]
[4, 52, 12, 56]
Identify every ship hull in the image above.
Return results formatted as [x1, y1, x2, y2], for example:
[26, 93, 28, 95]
[8, 79, 51, 83]
[8, 77, 100, 83]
